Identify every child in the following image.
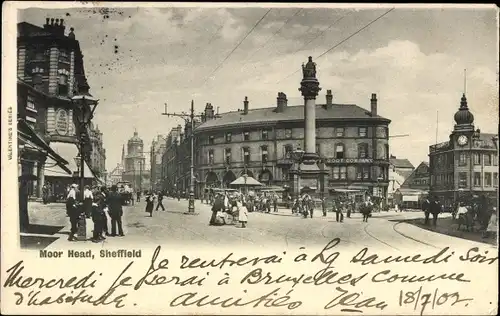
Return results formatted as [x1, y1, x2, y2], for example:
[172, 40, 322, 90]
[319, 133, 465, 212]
[237, 199, 249, 228]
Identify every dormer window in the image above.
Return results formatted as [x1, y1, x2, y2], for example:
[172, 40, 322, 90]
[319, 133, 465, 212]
[243, 131, 250, 141]
[208, 135, 214, 145]
[225, 132, 232, 143]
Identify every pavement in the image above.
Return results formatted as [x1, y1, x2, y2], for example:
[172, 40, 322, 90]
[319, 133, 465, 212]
[20, 198, 498, 251]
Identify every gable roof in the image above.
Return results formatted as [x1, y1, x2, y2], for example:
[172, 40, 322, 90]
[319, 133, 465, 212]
[390, 158, 414, 169]
[401, 161, 430, 188]
[195, 104, 390, 132]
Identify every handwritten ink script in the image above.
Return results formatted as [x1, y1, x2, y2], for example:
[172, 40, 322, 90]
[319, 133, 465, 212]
[3, 239, 497, 314]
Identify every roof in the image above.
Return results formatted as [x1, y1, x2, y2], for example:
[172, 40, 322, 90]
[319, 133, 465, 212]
[390, 158, 414, 169]
[195, 104, 390, 132]
[477, 133, 498, 148]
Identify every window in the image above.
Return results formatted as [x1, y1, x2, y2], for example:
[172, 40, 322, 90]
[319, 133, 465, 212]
[493, 154, 498, 166]
[473, 153, 481, 165]
[335, 144, 345, 159]
[59, 49, 70, 63]
[285, 129, 292, 139]
[358, 143, 369, 158]
[484, 154, 492, 166]
[208, 150, 214, 165]
[356, 166, 370, 180]
[262, 129, 269, 140]
[458, 153, 467, 166]
[332, 166, 347, 180]
[284, 145, 293, 158]
[243, 131, 250, 141]
[58, 74, 68, 96]
[261, 146, 268, 163]
[243, 148, 250, 164]
[26, 95, 35, 111]
[225, 148, 231, 165]
[485, 173, 492, 186]
[473, 172, 481, 186]
[358, 127, 367, 138]
[335, 128, 344, 137]
[208, 136, 214, 145]
[458, 172, 467, 188]
[225, 132, 232, 143]
[494, 173, 498, 187]
[384, 144, 389, 160]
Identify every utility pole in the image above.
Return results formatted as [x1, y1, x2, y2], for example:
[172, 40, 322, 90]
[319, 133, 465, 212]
[162, 101, 204, 215]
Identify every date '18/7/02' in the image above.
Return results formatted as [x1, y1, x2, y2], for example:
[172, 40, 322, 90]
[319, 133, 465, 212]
[399, 286, 473, 315]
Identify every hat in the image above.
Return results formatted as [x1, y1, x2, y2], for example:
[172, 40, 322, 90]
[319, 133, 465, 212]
[71, 184, 78, 188]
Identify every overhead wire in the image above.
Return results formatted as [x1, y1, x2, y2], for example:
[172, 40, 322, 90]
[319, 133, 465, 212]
[242, 8, 303, 64]
[276, 7, 395, 84]
[199, 8, 273, 88]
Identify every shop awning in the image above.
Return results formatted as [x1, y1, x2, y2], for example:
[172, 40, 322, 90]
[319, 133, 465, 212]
[402, 195, 419, 202]
[330, 188, 365, 193]
[18, 119, 71, 175]
[44, 142, 94, 179]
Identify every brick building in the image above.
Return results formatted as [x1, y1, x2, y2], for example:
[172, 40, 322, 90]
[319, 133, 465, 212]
[17, 17, 104, 199]
[161, 90, 391, 200]
[429, 94, 498, 208]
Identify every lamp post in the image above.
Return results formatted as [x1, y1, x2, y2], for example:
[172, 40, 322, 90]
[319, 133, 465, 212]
[71, 92, 99, 241]
[162, 101, 206, 215]
[291, 148, 305, 199]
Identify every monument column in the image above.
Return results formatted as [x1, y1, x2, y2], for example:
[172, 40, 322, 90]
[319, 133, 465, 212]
[299, 56, 321, 164]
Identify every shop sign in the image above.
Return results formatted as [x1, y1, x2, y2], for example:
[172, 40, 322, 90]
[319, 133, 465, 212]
[55, 109, 69, 135]
[325, 158, 373, 164]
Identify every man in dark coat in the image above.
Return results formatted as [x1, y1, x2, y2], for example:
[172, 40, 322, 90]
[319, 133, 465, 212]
[66, 184, 79, 241]
[107, 185, 124, 236]
[429, 196, 442, 226]
[422, 197, 431, 225]
[210, 194, 224, 226]
[155, 190, 165, 211]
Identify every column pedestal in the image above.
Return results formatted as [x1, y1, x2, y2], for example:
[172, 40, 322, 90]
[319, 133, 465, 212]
[37, 161, 45, 198]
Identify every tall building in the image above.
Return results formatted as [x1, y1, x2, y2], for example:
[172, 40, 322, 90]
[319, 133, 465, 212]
[161, 125, 183, 193]
[89, 122, 106, 182]
[122, 130, 150, 191]
[429, 94, 498, 208]
[150, 134, 167, 191]
[17, 17, 103, 199]
[163, 90, 391, 201]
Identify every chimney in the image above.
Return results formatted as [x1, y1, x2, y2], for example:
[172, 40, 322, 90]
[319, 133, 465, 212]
[370, 93, 377, 117]
[325, 90, 333, 108]
[243, 96, 249, 115]
[204, 102, 214, 120]
[276, 92, 288, 113]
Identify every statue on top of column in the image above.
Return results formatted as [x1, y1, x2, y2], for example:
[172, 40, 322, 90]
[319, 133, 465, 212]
[302, 56, 316, 78]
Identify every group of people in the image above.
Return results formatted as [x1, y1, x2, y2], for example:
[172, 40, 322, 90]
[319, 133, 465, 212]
[209, 192, 249, 227]
[143, 190, 166, 216]
[65, 184, 125, 242]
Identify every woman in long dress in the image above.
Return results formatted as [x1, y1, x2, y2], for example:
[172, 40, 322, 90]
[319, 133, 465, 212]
[237, 199, 249, 228]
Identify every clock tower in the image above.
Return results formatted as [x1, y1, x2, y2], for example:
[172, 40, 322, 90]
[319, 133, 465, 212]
[450, 93, 475, 148]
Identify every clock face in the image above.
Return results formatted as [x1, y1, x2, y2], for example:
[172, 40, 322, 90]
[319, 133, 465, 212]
[457, 135, 468, 146]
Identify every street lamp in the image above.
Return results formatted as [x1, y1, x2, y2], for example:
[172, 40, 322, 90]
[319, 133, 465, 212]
[291, 148, 305, 198]
[72, 92, 98, 240]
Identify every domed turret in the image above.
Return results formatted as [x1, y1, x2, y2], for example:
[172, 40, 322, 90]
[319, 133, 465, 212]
[454, 94, 474, 125]
[128, 130, 143, 144]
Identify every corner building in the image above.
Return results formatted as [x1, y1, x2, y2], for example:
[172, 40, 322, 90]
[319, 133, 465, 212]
[429, 94, 498, 207]
[193, 90, 391, 201]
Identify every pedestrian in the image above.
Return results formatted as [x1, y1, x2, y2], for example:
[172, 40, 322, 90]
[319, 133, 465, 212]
[346, 201, 352, 218]
[99, 187, 110, 237]
[422, 197, 431, 225]
[136, 191, 141, 202]
[429, 196, 442, 227]
[209, 194, 224, 226]
[83, 185, 93, 218]
[321, 197, 327, 217]
[238, 199, 249, 228]
[155, 190, 165, 211]
[335, 201, 344, 222]
[273, 195, 278, 212]
[145, 191, 155, 217]
[91, 187, 105, 243]
[107, 185, 125, 236]
[66, 184, 79, 241]
[360, 199, 373, 222]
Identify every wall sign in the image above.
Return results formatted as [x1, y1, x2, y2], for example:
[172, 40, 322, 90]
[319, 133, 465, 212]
[55, 109, 69, 135]
[325, 158, 374, 164]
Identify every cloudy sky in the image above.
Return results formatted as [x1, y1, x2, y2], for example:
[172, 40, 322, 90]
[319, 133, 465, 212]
[17, 4, 498, 170]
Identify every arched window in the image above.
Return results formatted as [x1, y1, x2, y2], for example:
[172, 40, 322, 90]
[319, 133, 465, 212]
[358, 143, 369, 158]
[335, 143, 345, 159]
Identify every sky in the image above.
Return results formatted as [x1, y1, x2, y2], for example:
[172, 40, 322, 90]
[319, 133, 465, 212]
[17, 4, 499, 171]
